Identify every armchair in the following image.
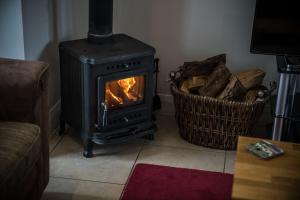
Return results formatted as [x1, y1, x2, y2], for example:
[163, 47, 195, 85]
[0, 58, 49, 200]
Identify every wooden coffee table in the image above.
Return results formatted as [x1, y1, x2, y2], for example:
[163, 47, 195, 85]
[232, 136, 300, 200]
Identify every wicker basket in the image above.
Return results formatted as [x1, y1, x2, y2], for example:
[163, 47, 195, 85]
[170, 77, 267, 150]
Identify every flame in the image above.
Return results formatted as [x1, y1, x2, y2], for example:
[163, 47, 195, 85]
[117, 77, 137, 101]
[105, 76, 144, 108]
[105, 88, 123, 105]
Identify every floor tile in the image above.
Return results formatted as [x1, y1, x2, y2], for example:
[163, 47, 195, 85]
[136, 144, 225, 172]
[49, 131, 64, 153]
[149, 115, 224, 152]
[42, 177, 123, 200]
[224, 150, 237, 174]
[50, 132, 143, 184]
[154, 98, 175, 116]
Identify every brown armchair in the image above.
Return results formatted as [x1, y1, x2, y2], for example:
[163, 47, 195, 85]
[0, 58, 49, 200]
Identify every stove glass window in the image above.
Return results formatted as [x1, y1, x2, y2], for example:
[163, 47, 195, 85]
[105, 75, 145, 109]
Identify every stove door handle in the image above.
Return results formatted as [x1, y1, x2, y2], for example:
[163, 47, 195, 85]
[101, 102, 108, 127]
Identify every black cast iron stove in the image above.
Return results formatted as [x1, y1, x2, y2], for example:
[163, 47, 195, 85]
[59, 0, 156, 157]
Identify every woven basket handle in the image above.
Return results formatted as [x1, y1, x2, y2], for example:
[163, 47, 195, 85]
[256, 81, 276, 103]
[169, 70, 183, 87]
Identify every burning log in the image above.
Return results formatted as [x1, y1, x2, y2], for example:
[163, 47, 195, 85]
[117, 78, 138, 102]
[106, 90, 122, 107]
[198, 62, 231, 97]
[106, 77, 143, 106]
[106, 82, 124, 106]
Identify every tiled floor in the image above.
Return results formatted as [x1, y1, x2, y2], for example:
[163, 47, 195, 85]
[42, 114, 236, 200]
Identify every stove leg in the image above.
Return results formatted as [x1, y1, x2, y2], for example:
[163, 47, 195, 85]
[144, 133, 155, 140]
[83, 139, 94, 158]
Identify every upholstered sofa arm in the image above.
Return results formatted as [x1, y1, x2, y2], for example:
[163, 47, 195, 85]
[0, 58, 49, 134]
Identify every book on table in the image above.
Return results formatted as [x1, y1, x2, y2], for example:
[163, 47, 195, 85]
[246, 140, 284, 159]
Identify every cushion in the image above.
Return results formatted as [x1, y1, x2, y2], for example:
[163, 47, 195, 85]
[0, 122, 41, 194]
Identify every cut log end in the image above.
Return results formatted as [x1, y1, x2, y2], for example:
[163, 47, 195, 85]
[236, 68, 266, 90]
[198, 62, 231, 97]
[217, 75, 246, 101]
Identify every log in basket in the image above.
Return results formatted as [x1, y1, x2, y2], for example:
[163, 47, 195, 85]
[170, 63, 270, 150]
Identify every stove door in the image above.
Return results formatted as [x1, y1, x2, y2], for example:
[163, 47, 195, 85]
[97, 68, 152, 130]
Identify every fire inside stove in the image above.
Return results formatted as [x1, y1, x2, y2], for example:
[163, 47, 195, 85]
[105, 75, 145, 109]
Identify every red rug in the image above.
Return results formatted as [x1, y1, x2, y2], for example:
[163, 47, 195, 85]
[120, 164, 233, 200]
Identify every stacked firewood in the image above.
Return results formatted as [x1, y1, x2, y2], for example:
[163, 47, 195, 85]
[178, 54, 267, 102]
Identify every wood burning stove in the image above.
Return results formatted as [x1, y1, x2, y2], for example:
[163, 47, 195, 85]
[59, 0, 156, 158]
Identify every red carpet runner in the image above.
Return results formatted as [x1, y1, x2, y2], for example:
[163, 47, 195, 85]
[120, 164, 233, 200]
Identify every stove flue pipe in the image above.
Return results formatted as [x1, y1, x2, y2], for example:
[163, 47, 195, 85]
[88, 0, 113, 41]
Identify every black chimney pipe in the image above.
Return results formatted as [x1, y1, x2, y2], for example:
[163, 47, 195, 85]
[88, 0, 113, 41]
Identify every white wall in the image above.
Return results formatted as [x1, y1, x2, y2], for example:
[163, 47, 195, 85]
[0, 0, 280, 130]
[0, 0, 61, 107]
[56, 0, 88, 41]
[22, 0, 61, 108]
[22, 0, 51, 59]
[66, 0, 277, 95]
[116, 0, 277, 95]
[0, 0, 25, 59]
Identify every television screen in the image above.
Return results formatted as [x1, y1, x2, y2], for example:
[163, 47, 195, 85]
[250, 0, 300, 56]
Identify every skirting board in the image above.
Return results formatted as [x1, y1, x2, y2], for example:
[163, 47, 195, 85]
[155, 93, 175, 116]
[49, 99, 61, 134]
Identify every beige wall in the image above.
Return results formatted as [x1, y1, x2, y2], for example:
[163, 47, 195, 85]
[68, 0, 277, 96]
